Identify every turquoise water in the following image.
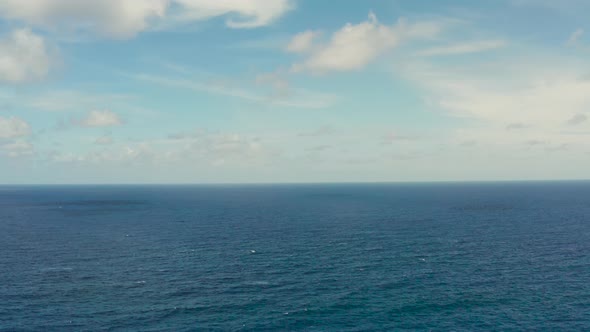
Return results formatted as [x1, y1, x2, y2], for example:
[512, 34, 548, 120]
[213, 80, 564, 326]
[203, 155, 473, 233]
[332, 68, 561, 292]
[1, 182, 589, 331]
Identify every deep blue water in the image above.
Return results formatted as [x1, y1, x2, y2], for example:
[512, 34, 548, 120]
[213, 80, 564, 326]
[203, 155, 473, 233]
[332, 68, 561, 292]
[1, 182, 590, 331]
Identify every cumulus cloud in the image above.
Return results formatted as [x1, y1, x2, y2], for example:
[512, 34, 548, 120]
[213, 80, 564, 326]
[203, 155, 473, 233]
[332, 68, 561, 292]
[0, 116, 31, 139]
[0, 28, 54, 83]
[79, 110, 122, 127]
[0, 0, 292, 39]
[290, 12, 446, 73]
[286, 30, 321, 53]
[0, 0, 167, 39]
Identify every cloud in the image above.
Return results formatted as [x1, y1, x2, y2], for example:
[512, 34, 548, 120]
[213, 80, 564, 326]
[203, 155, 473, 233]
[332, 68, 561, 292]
[525, 139, 546, 146]
[396, 54, 590, 154]
[290, 12, 446, 73]
[0, 116, 33, 158]
[0, 139, 34, 157]
[298, 126, 334, 137]
[172, 0, 293, 29]
[0, 0, 292, 39]
[255, 71, 290, 98]
[79, 110, 122, 127]
[566, 113, 587, 126]
[506, 123, 528, 130]
[0, 116, 31, 139]
[26, 90, 134, 112]
[416, 40, 506, 56]
[0, 28, 55, 83]
[305, 145, 332, 152]
[567, 28, 584, 46]
[51, 130, 278, 169]
[133, 73, 337, 109]
[95, 135, 114, 145]
[381, 133, 420, 144]
[512, 0, 590, 13]
[398, 59, 590, 128]
[286, 30, 321, 53]
[0, 0, 167, 39]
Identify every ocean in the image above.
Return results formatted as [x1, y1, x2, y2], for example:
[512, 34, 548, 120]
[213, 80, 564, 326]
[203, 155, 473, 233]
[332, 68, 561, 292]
[1, 182, 589, 331]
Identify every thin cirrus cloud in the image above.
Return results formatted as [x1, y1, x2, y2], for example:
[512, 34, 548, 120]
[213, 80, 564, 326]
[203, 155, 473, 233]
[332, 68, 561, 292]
[415, 40, 507, 57]
[95, 135, 114, 145]
[132, 72, 337, 109]
[0, 0, 294, 39]
[567, 28, 584, 46]
[289, 12, 448, 74]
[397, 59, 590, 128]
[78, 110, 123, 128]
[0, 28, 55, 83]
[171, 0, 294, 29]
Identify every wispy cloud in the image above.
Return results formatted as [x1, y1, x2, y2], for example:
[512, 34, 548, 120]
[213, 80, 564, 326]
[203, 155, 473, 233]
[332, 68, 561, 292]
[567, 28, 584, 46]
[132, 73, 337, 109]
[78, 110, 123, 128]
[26, 90, 134, 112]
[416, 40, 506, 56]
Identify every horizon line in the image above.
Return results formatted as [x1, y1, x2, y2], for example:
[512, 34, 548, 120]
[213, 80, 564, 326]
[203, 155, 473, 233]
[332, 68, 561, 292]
[1, 179, 590, 186]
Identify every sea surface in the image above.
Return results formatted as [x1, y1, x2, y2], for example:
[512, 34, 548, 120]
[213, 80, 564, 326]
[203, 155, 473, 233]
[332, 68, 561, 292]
[1, 182, 589, 331]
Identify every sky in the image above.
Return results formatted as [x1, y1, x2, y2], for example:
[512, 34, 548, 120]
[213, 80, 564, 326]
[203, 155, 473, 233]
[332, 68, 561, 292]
[0, 0, 589, 184]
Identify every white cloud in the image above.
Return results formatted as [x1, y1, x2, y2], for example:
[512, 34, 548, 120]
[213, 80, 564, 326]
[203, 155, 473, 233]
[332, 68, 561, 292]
[95, 135, 114, 145]
[0, 0, 292, 39]
[79, 110, 122, 127]
[0, 139, 34, 157]
[290, 12, 446, 73]
[0, 116, 31, 139]
[399, 59, 590, 128]
[255, 71, 290, 99]
[286, 30, 320, 53]
[416, 40, 507, 56]
[172, 0, 293, 29]
[133, 73, 337, 109]
[396, 56, 590, 152]
[567, 28, 584, 46]
[27, 90, 134, 112]
[0, 28, 54, 83]
[0, 0, 167, 39]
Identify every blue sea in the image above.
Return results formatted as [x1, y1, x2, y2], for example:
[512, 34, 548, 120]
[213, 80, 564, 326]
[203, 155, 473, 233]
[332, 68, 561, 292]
[1, 182, 589, 331]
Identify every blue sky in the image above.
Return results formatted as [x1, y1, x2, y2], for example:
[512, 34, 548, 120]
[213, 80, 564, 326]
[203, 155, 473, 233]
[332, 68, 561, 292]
[0, 0, 589, 184]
